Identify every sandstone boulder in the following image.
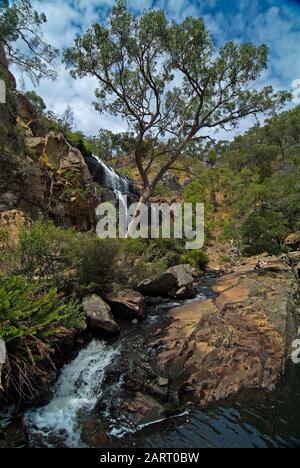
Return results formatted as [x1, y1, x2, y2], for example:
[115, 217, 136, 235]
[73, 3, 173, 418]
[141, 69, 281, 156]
[285, 231, 300, 251]
[25, 137, 45, 161]
[82, 295, 120, 335]
[0, 192, 18, 212]
[18, 132, 98, 230]
[138, 264, 197, 299]
[106, 289, 146, 320]
[114, 257, 299, 426]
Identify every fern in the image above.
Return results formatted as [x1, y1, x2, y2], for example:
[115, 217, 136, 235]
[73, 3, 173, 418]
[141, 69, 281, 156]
[0, 275, 82, 343]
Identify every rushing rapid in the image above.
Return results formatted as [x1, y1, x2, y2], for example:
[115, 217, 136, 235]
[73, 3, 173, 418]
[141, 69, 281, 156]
[25, 341, 119, 448]
[24, 284, 300, 449]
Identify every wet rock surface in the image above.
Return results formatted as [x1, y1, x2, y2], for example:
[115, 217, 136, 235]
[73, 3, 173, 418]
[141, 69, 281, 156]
[103, 256, 299, 428]
[106, 289, 146, 320]
[82, 295, 120, 335]
[138, 264, 197, 299]
[0, 416, 26, 448]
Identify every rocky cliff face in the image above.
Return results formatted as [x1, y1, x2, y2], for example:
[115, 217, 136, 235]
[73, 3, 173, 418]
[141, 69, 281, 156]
[0, 48, 98, 230]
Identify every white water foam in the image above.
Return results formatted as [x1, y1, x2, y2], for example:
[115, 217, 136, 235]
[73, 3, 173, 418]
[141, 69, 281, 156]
[92, 155, 129, 221]
[25, 340, 119, 448]
[109, 411, 190, 439]
[92, 155, 129, 193]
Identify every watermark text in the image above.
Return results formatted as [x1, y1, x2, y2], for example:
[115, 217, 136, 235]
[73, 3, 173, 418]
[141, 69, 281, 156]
[96, 198, 204, 250]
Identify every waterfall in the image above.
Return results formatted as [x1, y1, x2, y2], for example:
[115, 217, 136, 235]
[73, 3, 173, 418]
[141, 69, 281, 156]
[25, 340, 119, 448]
[92, 155, 129, 194]
[91, 155, 129, 221]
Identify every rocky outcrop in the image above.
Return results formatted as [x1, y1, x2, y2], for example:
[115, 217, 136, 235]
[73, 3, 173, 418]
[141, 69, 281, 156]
[82, 295, 120, 335]
[0, 209, 28, 246]
[24, 132, 98, 229]
[161, 171, 181, 191]
[0, 45, 97, 230]
[285, 231, 300, 251]
[0, 132, 98, 229]
[111, 256, 299, 425]
[138, 264, 197, 299]
[157, 259, 298, 404]
[120, 393, 165, 426]
[287, 251, 300, 280]
[106, 289, 146, 320]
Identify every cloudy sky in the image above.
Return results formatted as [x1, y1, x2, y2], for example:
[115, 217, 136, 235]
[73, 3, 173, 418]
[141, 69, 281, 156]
[14, 0, 300, 137]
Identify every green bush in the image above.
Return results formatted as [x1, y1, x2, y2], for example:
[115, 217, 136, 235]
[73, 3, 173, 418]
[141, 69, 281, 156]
[18, 220, 75, 279]
[0, 229, 18, 275]
[180, 249, 209, 273]
[69, 235, 119, 293]
[241, 209, 288, 256]
[220, 255, 232, 264]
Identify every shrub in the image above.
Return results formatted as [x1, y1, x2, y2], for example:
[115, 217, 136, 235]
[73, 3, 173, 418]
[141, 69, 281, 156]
[220, 255, 232, 264]
[18, 220, 75, 279]
[180, 249, 209, 273]
[0, 228, 18, 275]
[69, 235, 119, 293]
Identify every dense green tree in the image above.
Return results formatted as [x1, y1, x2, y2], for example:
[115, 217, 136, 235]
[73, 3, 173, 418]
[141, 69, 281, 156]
[25, 89, 46, 112]
[217, 106, 300, 255]
[64, 0, 290, 212]
[0, 0, 58, 84]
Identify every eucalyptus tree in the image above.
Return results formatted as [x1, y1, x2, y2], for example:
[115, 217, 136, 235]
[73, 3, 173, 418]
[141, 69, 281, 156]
[64, 0, 290, 205]
[0, 0, 58, 84]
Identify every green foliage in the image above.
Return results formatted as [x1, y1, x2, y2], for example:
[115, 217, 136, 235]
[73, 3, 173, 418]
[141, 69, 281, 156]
[0, 228, 9, 244]
[0, 0, 58, 84]
[0, 275, 80, 343]
[117, 167, 135, 180]
[64, 0, 289, 199]
[180, 250, 208, 273]
[69, 235, 119, 293]
[115, 238, 184, 286]
[25, 90, 46, 112]
[18, 220, 75, 279]
[217, 106, 300, 255]
[154, 182, 174, 197]
[241, 209, 288, 256]
[220, 255, 232, 264]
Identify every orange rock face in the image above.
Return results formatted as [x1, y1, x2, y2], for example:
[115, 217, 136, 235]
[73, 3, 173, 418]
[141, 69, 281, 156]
[152, 260, 299, 407]
[0, 210, 28, 246]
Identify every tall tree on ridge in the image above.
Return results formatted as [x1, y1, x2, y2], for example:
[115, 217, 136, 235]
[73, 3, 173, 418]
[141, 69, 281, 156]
[64, 0, 290, 213]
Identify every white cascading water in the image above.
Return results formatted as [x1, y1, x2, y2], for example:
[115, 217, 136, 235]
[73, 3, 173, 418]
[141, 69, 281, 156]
[92, 155, 129, 220]
[25, 340, 119, 448]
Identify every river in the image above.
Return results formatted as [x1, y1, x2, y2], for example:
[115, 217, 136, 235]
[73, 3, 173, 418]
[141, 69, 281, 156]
[23, 283, 300, 449]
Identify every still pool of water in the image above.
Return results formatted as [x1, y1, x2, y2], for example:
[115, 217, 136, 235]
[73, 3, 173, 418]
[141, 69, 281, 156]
[108, 363, 300, 449]
[24, 345, 300, 448]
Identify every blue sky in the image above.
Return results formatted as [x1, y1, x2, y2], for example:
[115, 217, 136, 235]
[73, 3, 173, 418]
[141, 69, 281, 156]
[15, 0, 300, 137]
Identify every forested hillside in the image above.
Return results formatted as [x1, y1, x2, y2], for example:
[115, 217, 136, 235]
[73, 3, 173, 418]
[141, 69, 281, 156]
[181, 106, 300, 256]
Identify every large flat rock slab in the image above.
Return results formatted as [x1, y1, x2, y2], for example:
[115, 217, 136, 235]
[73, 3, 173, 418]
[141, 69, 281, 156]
[154, 262, 299, 407]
